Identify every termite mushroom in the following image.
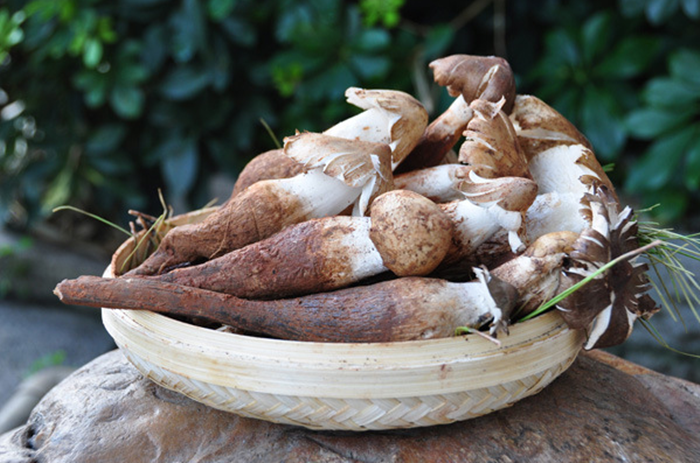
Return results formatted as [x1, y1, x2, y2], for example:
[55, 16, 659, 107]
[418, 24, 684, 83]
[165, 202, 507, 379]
[394, 164, 473, 203]
[556, 186, 659, 350]
[54, 268, 517, 343]
[490, 231, 578, 318]
[125, 133, 393, 276]
[130, 190, 453, 299]
[324, 87, 429, 170]
[396, 54, 516, 173]
[229, 87, 427, 198]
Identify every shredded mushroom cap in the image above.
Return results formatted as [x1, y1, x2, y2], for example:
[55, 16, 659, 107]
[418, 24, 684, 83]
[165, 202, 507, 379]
[283, 132, 394, 216]
[557, 186, 659, 350]
[324, 87, 428, 169]
[509, 94, 592, 161]
[459, 98, 531, 179]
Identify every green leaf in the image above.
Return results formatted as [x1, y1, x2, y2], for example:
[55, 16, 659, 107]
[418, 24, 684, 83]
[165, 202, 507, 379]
[349, 54, 390, 79]
[117, 63, 150, 85]
[642, 77, 700, 108]
[625, 107, 693, 139]
[684, 135, 700, 189]
[208, 0, 237, 20]
[110, 85, 144, 119]
[42, 168, 73, 212]
[625, 126, 695, 192]
[579, 87, 626, 161]
[581, 12, 612, 65]
[304, 62, 356, 101]
[423, 24, 455, 61]
[142, 24, 168, 73]
[82, 38, 102, 68]
[160, 66, 211, 100]
[682, 0, 700, 17]
[644, 188, 688, 223]
[220, 16, 256, 47]
[169, 1, 206, 62]
[619, 0, 647, 17]
[595, 36, 659, 79]
[669, 49, 700, 87]
[544, 28, 580, 67]
[275, 6, 313, 44]
[645, 0, 680, 25]
[352, 28, 390, 52]
[86, 124, 127, 154]
[160, 137, 199, 199]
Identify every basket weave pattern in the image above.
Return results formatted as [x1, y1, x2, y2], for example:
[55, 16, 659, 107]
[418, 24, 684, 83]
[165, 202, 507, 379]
[121, 347, 578, 431]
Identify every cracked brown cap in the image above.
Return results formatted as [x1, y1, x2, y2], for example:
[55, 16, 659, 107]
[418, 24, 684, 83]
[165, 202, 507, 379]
[430, 54, 516, 113]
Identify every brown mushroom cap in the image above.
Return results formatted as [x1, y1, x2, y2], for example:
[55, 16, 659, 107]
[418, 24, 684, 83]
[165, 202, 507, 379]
[430, 54, 516, 113]
[369, 190, 453, 276]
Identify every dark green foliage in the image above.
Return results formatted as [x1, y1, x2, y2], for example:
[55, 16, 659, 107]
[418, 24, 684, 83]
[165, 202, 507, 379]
[0, 0, 699, 231]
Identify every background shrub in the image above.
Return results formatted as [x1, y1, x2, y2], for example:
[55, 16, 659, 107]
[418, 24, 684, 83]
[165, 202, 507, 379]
[0, 0, 698, 248]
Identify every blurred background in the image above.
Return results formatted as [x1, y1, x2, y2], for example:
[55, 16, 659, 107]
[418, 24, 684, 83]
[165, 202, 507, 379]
[0, 0, 699, 420]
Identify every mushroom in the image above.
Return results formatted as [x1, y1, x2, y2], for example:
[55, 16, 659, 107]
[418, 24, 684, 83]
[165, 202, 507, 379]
[55, 268, 517, 342]
[509, 94, 593, 161]
[394, 163, 473, 203]
[131, 190, 453, 299]
[490, 231, 578, 317]
[283, 132, 394, 216]
[525, 144, 614, 242]
[458, 98, 530, 179]
[126, 133, 393, 275]
[231, 149, 306, 197]
[396, 54, 516, 173]
[433, 175, 538, 278]
[369, 189, 453, 276]
[556, 186, 659, 349]
[430, 54, 517, 113]
[323, 87, 428, 169]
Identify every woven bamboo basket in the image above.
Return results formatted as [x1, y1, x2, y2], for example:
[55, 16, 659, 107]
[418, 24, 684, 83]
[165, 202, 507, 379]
[101, 209, 585, 431]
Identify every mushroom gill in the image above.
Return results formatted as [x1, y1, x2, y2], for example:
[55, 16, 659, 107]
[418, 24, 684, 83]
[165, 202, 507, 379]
[557, 186, 659, 349]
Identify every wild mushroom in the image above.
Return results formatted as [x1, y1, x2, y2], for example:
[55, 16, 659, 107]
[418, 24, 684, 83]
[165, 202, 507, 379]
[458, 98, 530, 179]
[433, 175, 538, 278]
[126, 133, 393, 275]
[509, 94, 593, 161]
[525, 143, 614, 242]
[490, 231, 578, 317]
[396, 54, 516, 173]
[323, 87, 428, 169]
[556, 186, 659, 349]
[394, 164, 473, 202]
[430, 54, 516, 113]
[130, 190, 453, 299]
[55, 268, 516, 342]
[231, 149, 306, 197]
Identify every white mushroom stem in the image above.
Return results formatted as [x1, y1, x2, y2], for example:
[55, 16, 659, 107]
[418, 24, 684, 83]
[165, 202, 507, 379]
[525, 144, 611, 242]
[394, 164, 473, 202]
[323, 87, 428, 169]
[439, 199, 503, 263]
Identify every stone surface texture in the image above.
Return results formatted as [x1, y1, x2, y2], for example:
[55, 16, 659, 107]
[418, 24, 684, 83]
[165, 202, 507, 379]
[1, 349, 699, 463]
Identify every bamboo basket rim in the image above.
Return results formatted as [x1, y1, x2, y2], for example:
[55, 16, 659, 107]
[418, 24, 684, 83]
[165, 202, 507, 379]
[102, 307, 581, 399]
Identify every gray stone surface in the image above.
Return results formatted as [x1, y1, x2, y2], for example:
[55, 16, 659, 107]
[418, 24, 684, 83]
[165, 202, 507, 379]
[0, 226, 115, 412]
[0, 300, 115, 408]
[1, 349, 699, 462]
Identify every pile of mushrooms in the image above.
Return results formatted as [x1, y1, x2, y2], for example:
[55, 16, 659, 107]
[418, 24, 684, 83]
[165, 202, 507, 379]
[54, 54, 658, 349]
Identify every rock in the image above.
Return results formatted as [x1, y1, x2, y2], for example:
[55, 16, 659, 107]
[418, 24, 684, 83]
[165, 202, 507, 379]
[1, 349, 699, 462]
